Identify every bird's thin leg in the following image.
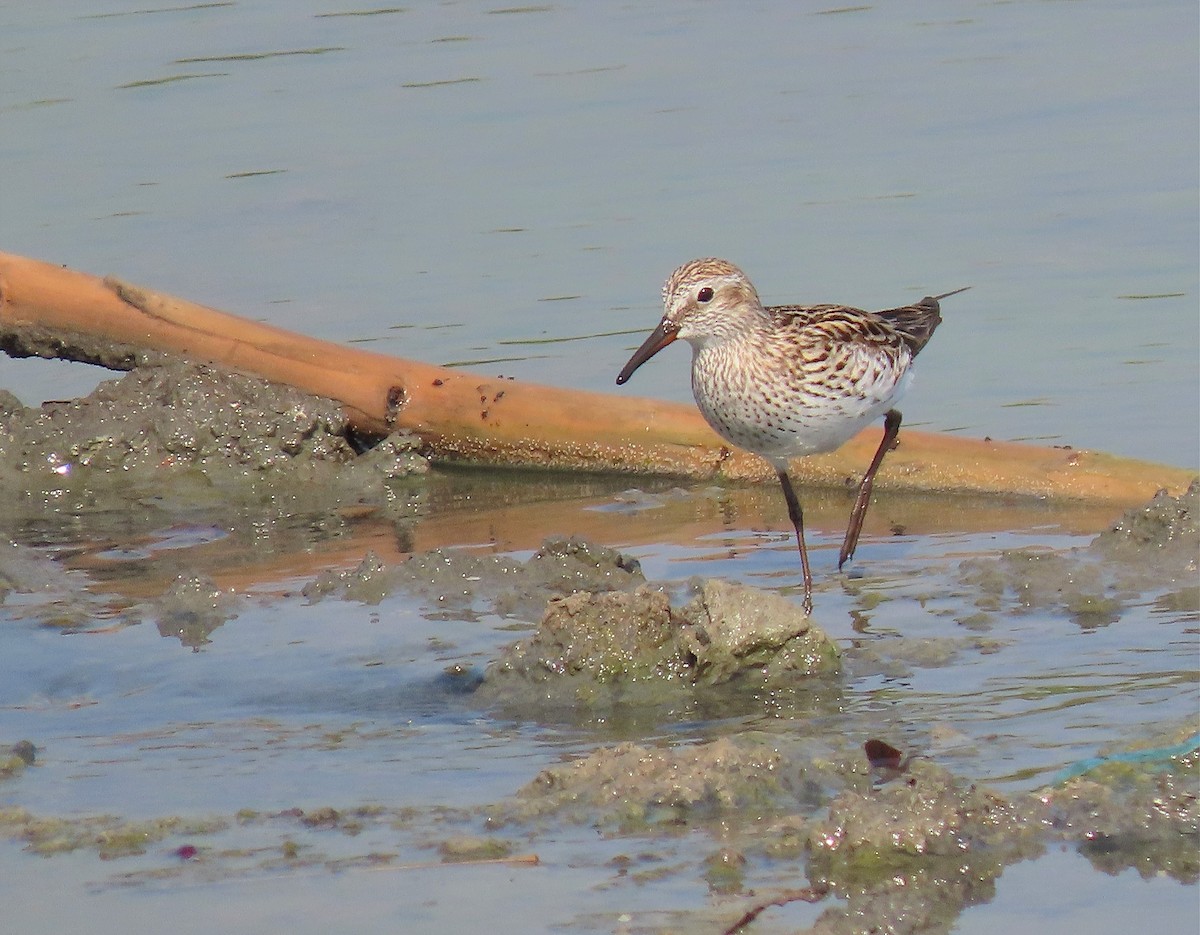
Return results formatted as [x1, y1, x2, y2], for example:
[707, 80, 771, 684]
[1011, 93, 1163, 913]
[776, 469, 814, 614]
[839, 409, 902, 570]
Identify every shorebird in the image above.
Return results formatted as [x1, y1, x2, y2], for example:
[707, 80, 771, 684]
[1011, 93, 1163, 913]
[616, 257, 967, 613]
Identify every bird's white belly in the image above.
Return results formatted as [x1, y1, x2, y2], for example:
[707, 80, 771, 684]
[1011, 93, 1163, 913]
[691, 354, 913, 465]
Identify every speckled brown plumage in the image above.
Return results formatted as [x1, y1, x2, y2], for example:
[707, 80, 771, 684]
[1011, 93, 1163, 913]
[617, 257, 967, 613]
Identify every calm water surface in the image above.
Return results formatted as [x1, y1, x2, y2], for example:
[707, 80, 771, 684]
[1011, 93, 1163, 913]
[1, 0, 1196, 465]
[0, 3, 1197, 933]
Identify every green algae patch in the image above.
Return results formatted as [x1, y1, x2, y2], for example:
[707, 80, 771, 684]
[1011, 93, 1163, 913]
[0, 807, 228, 859]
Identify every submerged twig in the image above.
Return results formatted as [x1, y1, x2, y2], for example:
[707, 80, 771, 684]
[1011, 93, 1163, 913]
[722, 884, 830, 934]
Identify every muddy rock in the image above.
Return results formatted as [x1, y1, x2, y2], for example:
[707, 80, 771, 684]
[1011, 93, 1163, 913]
[680, 579, 841, 684]
[1037, 773, 1199, 883]
[801, 760, 1040, 933]
[809, 759, 1033, 862]
[304, 551, 404, 607]
[485, 586, 691, 686]
[480, 578, 839, 708]
[791, 726, 1199, 932]
[0, 389, 23, 418]
[493, 736, 792, 831]
[520, 536, 643, 593]
[803, 859, 1007, 935]
[0, 359, 433, 635]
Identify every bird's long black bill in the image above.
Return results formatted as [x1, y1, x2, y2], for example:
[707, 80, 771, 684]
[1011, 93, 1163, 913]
[615, 321, 677, 385]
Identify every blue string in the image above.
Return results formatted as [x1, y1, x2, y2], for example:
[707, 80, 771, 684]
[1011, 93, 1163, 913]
[1054, 731, 1200, 784]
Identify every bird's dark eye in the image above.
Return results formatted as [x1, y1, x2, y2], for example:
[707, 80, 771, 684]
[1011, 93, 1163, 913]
[697, 286, 714, 303]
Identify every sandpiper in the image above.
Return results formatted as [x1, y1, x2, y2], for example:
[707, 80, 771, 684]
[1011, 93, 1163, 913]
[616, 257, 967, 613]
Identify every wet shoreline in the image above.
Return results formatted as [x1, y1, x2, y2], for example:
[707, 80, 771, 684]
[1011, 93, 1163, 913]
[2, 362, 1196, 932]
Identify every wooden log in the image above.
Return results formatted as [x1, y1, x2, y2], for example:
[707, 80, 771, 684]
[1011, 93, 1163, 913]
[0, 250, 1193, 503]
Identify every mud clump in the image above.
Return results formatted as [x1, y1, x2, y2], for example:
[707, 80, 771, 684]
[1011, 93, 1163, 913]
[1090, 478, 1198, 580]
[781, 726, 1196, 933]
[802, 758, 1040, 935]
[0, 359, 426, 520]
[956, 480, 1199, 625]
[492, 736, 792, 831]
[1035, 725, 1200, 883]
[485, 724, 1196, 932]
[492, 537, 645, 620]
[0, 361, 432, 635]
[479, 578, 839, 708]
[809, 759, 1035, 863]
[490, 587, 688, 684]
[683, 579, 841, 683]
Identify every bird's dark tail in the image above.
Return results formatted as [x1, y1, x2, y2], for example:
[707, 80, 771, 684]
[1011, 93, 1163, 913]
[876, 286, 970, 355]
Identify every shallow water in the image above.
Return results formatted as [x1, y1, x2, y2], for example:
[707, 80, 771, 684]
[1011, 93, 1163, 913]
[1, 476, 1197, 933]
[1, 3, 1198, 933]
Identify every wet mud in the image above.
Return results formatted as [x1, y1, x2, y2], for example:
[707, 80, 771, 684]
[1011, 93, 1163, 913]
[1, 723, 1192, 929]
[480, 578, 840, 708]
[0, 360, 428, 636]
[956, 481, 1198, 629]
[0, 362, 1196, 932]
[0, 359, 425, 506]
[0, 359, 426, 572]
